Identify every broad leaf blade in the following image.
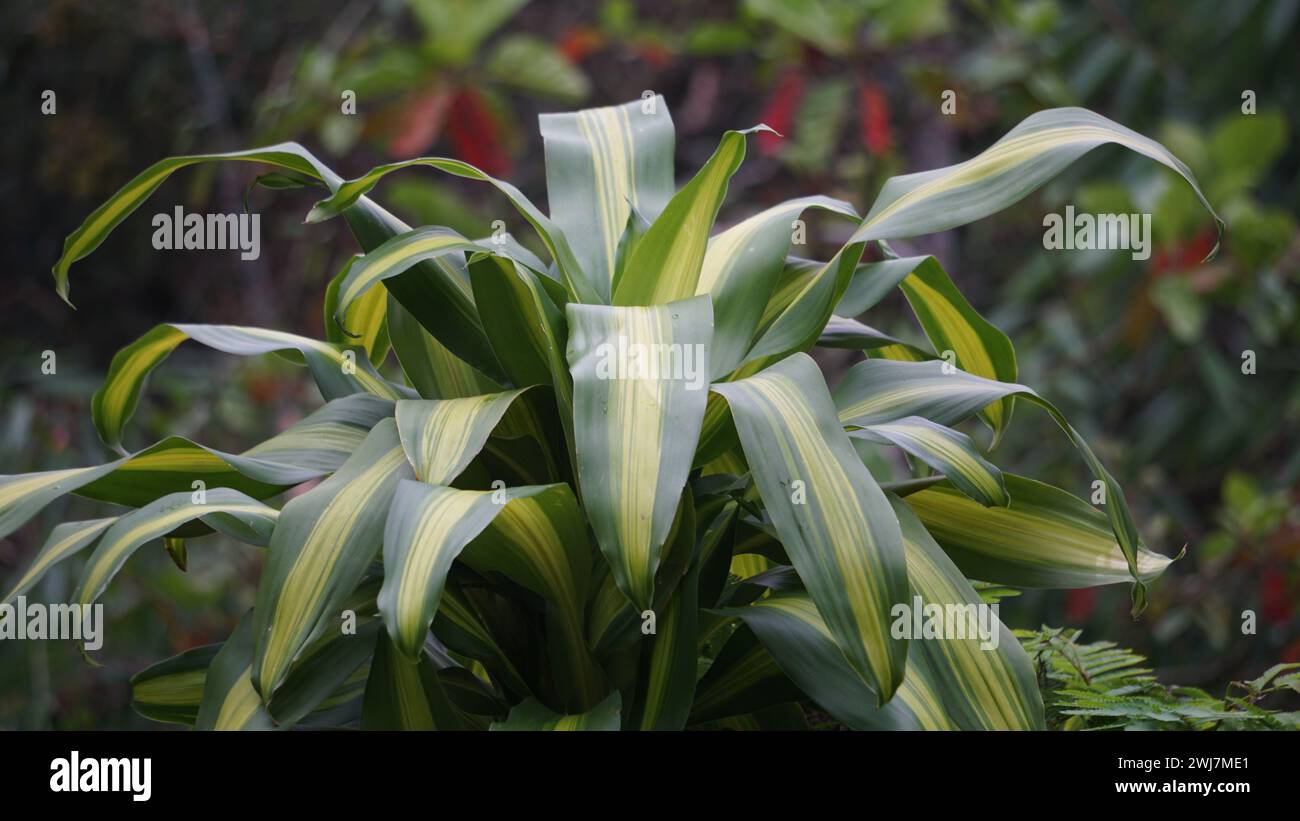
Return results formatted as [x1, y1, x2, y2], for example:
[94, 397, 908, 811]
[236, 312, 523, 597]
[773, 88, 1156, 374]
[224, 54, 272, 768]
[252, 419, 413, 699]
[540, 96, 675, 302]
[565, 296, 713, 610]
[711, 353, 909, 702]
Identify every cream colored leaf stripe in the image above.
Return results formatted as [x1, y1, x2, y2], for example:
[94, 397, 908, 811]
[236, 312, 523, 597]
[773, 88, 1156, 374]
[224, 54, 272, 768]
[2, 518, 116, 604]
[855, 108, 1222, 247]
[306, 156, 597, 304]
[395, 390, 527, 485]
[712, 353, 909, 702]
[854, 416, 1009, 508]
[253, 419, 413, 699]
[891, 496, 1043, 730]
[834, 357, 1154, 613]
[52, 143, 334, 304]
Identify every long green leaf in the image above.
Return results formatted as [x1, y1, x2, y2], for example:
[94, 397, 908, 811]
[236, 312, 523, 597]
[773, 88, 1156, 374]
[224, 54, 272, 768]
[716, 592, 950, 729]
[196, 612, 274, 731]
[324, 256, 390, 367]
[2, 518, 116, 604]
[93, 323, 404, 453]
[72, 489, 278, 613]
[699, 196, 859, 377]
[906, 474, 1175, 590]
[539, 96, 675, 302]
[130, 643, 221, 726]
[711, 353, 909, 702]
[307, 157, 598, 304]
[361, 631, 465, 730]
[851, 416, 1009, 507]
[51, 144, 337, 304]
[889, 494, 1044, 730]
[612, 128, 760, 306]
[565, 295, 713, 610]
[852, 107, 1222, 252]
[252, 419, 413, 699]
[834, 358, 1155, 612]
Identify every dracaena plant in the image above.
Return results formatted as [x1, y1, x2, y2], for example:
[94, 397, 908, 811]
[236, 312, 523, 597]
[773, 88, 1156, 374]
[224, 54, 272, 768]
[4, 95, 1220, 730]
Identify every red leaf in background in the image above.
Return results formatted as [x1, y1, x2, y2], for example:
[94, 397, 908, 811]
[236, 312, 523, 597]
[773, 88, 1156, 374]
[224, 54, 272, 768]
[757, 68, 806, 155]
[447, 87, 510, 177]
[858, 80, 892, 155]
[388, 86, 454, 158]
[1149, 228, 1218, 276]
[558, 26, 604, 62]
[636, 39, 674, 70]
[1261, 568, 1291, 624]
[1064, 587, 1098, 623]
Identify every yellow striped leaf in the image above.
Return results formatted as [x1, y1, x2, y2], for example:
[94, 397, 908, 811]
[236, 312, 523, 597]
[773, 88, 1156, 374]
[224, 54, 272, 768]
[93, 323, 405, 453]
[252, 419, 414, 699]
[852, 416, 1009, 507]
[324, 255, 390, 367]
[196, 612, 274, 731]
[853, 107, 1222, 251]
[834, 358, 1155, 613]
[613, 128, 763, 306]
[394, 390, 528, 484]
[698, 196, 858, 377]
[332, 227, 481, 325]
[306, 156, 598, 305]
[565, 295, 713, 610]
[72, 488, 279, 613]
[716, 593, 951, 730]
[895, 255, 1018, 442]
[889, 495, 1044, 730]
[905, 474, 1175, 590]
[540, 96, 676, 302]
[52, 143, 335, 305]
[360, 631, 465, 730]
[2, 518, 116, 604]
[130, 643, 221, 726]
[711, 353, 910, 703]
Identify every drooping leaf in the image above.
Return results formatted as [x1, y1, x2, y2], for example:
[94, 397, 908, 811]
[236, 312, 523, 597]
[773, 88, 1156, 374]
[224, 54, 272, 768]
[853, 107, 1222, 255]
[307, 156, 599, 304]
[905, 474, 1175, 590]
[2, 518, 116, 604]
[834, 358, 1154, 612]
[72, 489, 279, 614]
[93, 323, 405, 453]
